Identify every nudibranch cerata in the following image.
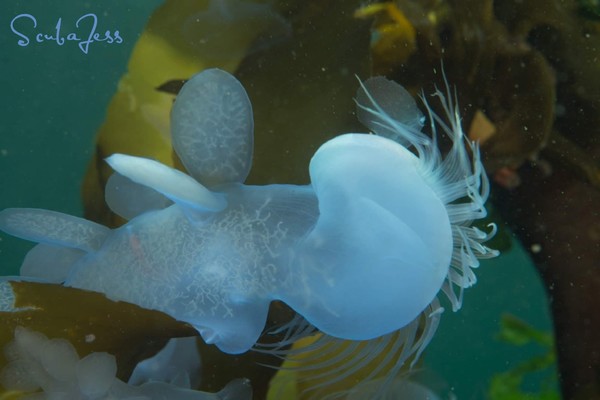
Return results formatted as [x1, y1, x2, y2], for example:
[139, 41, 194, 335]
[0, 68, 498, 384]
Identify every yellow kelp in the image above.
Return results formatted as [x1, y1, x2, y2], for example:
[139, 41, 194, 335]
[267, 333, 407, 400]
[354, 2, 417, 72]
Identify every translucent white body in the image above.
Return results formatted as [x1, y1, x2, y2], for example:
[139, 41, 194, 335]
[0, 68, 496, 356]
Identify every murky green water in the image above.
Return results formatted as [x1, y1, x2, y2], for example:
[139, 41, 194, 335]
[0, 1, 560, 399]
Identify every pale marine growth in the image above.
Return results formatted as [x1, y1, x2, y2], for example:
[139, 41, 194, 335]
[0, 326, 249, 399]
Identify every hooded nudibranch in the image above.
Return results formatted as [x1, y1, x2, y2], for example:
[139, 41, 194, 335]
[0, 68, 497, 388]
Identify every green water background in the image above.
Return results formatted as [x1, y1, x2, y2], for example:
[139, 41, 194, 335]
[0, 0, 163, 273]
[0, 1, 559, 398]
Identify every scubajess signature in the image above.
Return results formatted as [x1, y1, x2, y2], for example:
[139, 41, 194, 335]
[10, 13, 123, 54]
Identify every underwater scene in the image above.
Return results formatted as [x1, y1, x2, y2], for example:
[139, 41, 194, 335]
[0, 0, 598, 399]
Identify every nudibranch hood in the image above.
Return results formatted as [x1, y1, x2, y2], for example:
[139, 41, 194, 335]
[276, 133, 452, 340]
